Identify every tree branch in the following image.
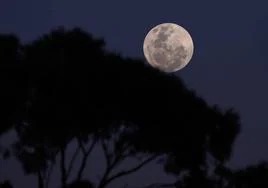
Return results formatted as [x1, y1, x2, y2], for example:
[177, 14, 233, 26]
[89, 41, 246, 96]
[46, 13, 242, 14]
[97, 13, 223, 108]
[77, 138, 87, 155]
[45, 148, 60, 188]
[37, 171, 44, 188]
[97, 145, 126, 188]
[101, 138, 111, 168]
[60, 147, 67, 188]
[45, 161, 55, 188]
[76, 137, 97, 181]
[98, 154, 158, 188]
[66, 145, 80, 178]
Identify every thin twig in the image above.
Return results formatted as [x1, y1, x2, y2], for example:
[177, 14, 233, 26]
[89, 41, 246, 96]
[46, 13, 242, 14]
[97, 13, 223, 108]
[45, 149, 60, 188]
[106, 155, 158, 185]
[76, 137, 97, 181]
[45, 162, 55, 188]
[101, 138, 111, 167]
[77, 138, 87, 155]
[60, 147, 67, 188]
[66, 146, 80, 178]
[98, 154, 158, 188]
[97, 145, 125, 188]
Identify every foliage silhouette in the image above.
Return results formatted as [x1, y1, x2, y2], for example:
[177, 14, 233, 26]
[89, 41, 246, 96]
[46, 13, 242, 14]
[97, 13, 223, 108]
[0, 34, 26, 136]
[0, 27, 243, 188]
[223, 162, 268, 188]
[0, 34, 27, 161]
[0, 180, 13, 188]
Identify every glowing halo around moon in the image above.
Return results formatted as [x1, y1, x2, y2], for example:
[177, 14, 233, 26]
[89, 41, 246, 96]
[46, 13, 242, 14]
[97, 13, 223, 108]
[143, 23, 194, 73]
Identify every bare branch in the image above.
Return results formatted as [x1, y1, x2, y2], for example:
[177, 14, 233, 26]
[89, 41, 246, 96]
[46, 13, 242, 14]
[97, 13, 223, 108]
[60, 147, 67, 188]
[66, 145, 80, 178]
[97, 148, 126, 188]
[101, 138, 111, 168]
[45, 148, 60, 188]
[76, 137, 97, 181]
[45, 162, 55, 188]
[98, 154, 158, 188]
[37, 171, 44, 188]
[107, 155, 158, 182]
[77, 138, 87, 155]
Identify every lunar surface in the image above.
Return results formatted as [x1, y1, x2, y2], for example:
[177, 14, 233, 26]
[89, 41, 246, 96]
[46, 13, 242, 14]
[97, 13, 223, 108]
[143, 23, 194, 72]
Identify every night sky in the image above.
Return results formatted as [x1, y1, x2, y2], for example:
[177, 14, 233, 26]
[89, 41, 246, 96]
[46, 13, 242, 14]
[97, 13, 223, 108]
[1, 0, 268, 187]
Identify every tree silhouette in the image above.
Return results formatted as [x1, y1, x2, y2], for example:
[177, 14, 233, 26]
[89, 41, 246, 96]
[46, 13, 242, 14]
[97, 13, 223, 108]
[0, 180, 13, 188]
[0, 34, 26, 136]
[0, 27, 241, 188]
[223, 162, 268, 188]
[0, 34, 27, 164]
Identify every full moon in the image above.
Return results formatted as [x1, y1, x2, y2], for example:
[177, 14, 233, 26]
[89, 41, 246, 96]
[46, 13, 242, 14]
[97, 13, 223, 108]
[143, 23, 194, 72]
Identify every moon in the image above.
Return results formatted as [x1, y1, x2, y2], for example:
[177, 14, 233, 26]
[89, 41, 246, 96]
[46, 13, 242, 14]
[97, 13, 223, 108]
[143, 23, 194, 72]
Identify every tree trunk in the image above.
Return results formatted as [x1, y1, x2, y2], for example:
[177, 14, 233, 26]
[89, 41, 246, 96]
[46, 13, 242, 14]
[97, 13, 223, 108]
[37, 172, 44, 188]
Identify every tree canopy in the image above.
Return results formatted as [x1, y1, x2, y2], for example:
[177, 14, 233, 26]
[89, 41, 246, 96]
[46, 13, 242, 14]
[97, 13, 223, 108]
[0, 27, 264, 188]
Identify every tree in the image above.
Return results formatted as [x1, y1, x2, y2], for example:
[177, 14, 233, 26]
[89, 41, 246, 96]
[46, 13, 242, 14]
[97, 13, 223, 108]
[224, 162, 268, 188]
[170, 160, 268, 188]
[0, 34, 27, 164]
[0, 27, 240, 188]
[0, 34, 26, 136]
[0, 180, 13, 188]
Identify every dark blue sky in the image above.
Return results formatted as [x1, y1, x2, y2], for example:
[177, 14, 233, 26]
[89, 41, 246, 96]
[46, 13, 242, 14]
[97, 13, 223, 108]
[1, 0, 268, 187]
